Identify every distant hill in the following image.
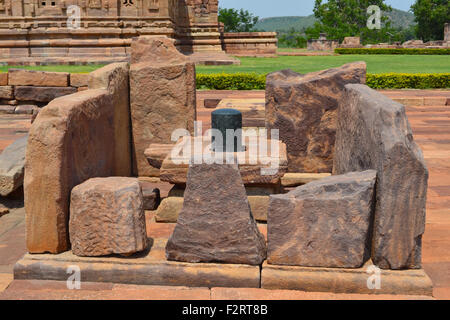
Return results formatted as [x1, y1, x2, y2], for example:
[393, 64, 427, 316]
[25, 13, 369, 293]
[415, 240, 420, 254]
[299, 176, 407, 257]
[255, 8, 415, 32]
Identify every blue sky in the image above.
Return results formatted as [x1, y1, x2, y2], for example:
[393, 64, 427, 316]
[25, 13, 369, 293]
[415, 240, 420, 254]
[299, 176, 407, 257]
[219, 0, 416, 18]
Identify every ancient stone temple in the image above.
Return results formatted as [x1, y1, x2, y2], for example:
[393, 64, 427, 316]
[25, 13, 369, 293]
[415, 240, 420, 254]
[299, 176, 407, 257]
[0, 0, 226, 60]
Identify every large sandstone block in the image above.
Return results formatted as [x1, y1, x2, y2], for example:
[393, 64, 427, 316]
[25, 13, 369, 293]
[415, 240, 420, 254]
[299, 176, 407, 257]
[0, 86, 14, 99]
[333, 84, 428, 270]
[265, 62, 366, 173]
[25, 89, 115, 254]
[268, 170, 376, 268]
[130, 36, 196, 176]
[15, 86, 77, 102]
[0, 135, 27, 196]
[89, 63, 132, 176]
[166, 163, 267, 265]
[9, 69, 69, 87]
[69, 177, 148, 257]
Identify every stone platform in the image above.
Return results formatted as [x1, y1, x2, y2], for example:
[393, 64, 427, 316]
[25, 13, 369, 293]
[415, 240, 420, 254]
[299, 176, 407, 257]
[13, 237, 433, 296]
[14, 238, 260, 289]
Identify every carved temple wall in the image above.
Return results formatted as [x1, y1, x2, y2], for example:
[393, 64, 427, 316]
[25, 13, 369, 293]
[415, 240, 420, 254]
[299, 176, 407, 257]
[0, 0, 227, 59]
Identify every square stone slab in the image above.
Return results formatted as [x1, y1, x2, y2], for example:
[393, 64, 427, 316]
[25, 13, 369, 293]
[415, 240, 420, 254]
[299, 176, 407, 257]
[14, 238, 260, 289]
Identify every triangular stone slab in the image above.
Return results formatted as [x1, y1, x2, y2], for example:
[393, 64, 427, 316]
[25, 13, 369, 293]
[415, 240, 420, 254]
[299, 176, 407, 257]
[165, 163, 267, 265]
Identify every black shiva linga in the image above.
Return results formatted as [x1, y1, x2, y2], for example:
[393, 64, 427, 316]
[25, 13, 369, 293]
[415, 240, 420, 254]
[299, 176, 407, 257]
[211, 108, 244, 153]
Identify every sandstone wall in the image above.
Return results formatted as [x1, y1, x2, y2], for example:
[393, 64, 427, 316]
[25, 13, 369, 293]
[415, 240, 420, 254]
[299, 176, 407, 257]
[0, 69, 88, 115]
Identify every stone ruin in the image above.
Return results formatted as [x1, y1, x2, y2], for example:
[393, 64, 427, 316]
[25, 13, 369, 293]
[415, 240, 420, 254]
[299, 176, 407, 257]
[13, 35, 433, 295]
[307, 33, 339, 51]
[340, 24, 450, 49]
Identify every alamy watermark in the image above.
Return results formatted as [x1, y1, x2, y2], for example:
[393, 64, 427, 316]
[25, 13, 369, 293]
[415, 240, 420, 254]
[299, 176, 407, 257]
[366, 265, 381, 290]
[66, 265, 81, 290]
[367, 5, 381, 30]
[67, 5, 81, 30]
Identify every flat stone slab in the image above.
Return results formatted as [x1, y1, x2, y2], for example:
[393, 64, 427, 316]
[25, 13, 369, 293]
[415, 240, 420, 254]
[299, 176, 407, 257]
[261, 261, 433, 296]
[217, 99, 265, 127]
[160, 136, 287, 185]
[14, 238, 260, 289]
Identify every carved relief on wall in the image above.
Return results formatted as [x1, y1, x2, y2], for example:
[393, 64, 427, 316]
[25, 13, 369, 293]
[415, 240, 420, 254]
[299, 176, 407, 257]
[189, 0, 217, 18]
[88, 0, 102, 8]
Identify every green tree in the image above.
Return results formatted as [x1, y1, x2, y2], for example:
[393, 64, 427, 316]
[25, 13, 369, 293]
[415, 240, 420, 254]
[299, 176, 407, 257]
[218, 8, 259, 33]
[305, 0, 396, 44]
[411, 0, 450, 41]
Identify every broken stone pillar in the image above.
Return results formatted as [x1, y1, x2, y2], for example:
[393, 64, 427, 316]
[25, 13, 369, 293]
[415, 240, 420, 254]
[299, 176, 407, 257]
[265, 62, 366, 173]
[25, 90, 115, 254]
[88, 62, 132, 177]
[69, 177, 148, 257]
[130, 36, 196, 177]
[268, 170, 377, 268]
[333, 84, 428, 270]
[166, 163, 267, 265]
[0, 135, 27, 196]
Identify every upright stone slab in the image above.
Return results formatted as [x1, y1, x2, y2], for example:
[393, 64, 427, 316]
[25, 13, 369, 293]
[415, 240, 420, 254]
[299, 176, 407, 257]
[265, 62, 366, 173]
[69, 177, 148, 257]
[130, 36, 196, 177]
[166, 163, 267, 265]
[333, 84, 428, 270]
[25, 90, 115, 254]
[89, 63, 132, 176]
[0, 135, 27, 196]
[268, 171, 376, 268]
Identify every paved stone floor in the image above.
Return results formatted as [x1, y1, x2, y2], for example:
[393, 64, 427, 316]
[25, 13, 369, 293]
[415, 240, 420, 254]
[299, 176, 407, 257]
[0, 89, 448, 300]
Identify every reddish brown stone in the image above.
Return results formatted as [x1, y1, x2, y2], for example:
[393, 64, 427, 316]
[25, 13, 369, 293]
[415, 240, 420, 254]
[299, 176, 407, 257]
[88, 63, 132, 176]
[25, 89, 115, 254]
[15, 86, 77, 102]
[166, 163, 267, 265]
[0, 73, 8, 86]
[69, 177, 148, 257]
[333, 84, 428, 270]
[265, 62, 366, 173]
[0, 86, 14, 99]
[70, 73, 89, 88]
[8, 69, 69, 87]
[130, 36, 196, 176]
[268, 170, 376, 268]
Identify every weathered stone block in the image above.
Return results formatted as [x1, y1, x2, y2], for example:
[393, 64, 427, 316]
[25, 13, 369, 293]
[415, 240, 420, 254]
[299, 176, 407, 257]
[9, 69, 69, 87]
[0, 86, 14, 99]
[333, 84, 428, 270]
[69, 177, 148, 257]
[0, 135, 27, 196]
[14, 105, 37, 115]
[89, 63, 132, 176]
[248, 196, 269, 221]
[0, 73, 8, 86]
[25, 89, 115, 254]
[166, 163, 267, 265]
[265, 62, 366, 173]
[155, 197, 184, 223]
[268, 170, 377, 268]
[130, 36, 196, 176]
[70, 73, 89, 88]
[0, 105, 15, 114]
[15, 86, 77, 102]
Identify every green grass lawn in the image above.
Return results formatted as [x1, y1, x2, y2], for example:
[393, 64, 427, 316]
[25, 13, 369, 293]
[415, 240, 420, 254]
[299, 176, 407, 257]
[196, 55, 450, 75]
[0, 54, 448, 75]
